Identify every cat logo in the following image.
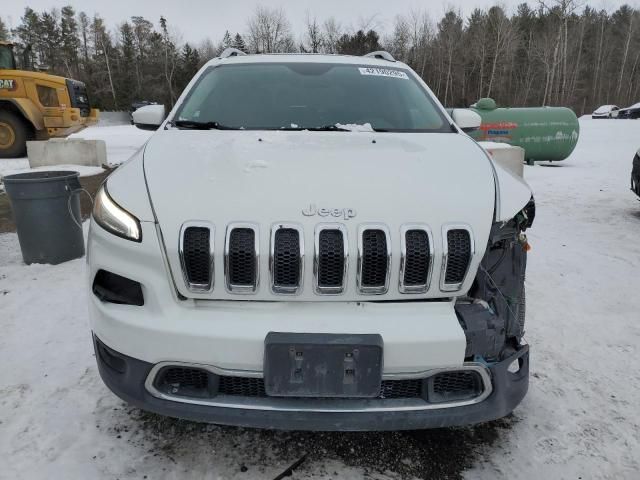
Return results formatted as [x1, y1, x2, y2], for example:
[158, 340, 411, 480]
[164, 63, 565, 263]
[0, 79, 16, 90]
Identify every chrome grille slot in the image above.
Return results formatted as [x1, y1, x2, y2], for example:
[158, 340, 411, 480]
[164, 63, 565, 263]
[315, 224, 348, 294]
[225, 224, 259, 293]
[179, 222, 214, 292]
[271, 224, 304, 294]
[441, 226, 474, 292]
[400, 225, 433, 294]
[358, 226, 390, 294]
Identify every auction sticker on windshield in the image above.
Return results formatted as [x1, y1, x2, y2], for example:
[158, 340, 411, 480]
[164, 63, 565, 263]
[358, 67, 409, 79]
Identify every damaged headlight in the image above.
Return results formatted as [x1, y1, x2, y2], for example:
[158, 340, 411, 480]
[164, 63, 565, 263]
[93, 184, 142, 242]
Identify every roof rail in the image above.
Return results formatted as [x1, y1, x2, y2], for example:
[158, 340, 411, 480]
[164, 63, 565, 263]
[220, 48, 247, 58]
[364, 51, 396, 62]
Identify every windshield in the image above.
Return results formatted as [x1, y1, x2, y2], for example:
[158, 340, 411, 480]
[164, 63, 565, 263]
[174, 62, 450, 132]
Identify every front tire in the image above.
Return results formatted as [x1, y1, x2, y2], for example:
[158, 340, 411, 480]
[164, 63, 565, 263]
[0, 111, 30, 158]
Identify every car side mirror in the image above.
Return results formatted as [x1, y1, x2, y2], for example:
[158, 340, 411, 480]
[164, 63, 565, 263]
[451, 109, 482, 133]
[133, 104, 166, 131]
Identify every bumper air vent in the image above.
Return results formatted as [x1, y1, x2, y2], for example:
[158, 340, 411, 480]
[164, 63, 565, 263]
[92, 270, 144, 306]
[180, 223, 214, 292]
[441, 226, 474, 291]
[358, 226, 390, 294]
[155, 366, 215, 398]
[315, 225, 347, 294]
[427, 370, 483, 403]
[271, 225, 304, 294]
[400, 226, 433, 294]
[225, 224, 259, 293]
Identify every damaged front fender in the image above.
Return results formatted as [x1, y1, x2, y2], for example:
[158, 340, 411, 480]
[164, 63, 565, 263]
[455, 200, 534, 361]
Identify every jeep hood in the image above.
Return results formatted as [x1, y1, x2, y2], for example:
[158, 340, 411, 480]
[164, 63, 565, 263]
[143, 130, 498, 301]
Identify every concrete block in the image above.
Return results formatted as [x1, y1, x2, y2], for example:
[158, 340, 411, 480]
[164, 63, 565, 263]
[479, 142, 525, 178]
[27, 139, 107, 168]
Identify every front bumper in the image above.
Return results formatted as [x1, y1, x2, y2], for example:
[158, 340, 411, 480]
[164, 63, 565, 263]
[94, 334, 529, 431]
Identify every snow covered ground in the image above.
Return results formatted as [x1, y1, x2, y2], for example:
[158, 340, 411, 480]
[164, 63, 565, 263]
[1, 119, 639, 479]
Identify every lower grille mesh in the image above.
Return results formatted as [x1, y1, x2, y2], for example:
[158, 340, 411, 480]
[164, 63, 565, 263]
[317, 229, 345, 288]
[182, 227, 211, 286]
[219, 376, 267, 397]
[228, 228, 256, 286]
[360, 229, 388, 288]
[445, 229, 472, 284]
[155, 367, 485, 403]
[218, 376, 422, 399]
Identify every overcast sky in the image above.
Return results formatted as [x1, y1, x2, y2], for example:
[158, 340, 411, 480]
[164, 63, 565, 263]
[3, 0, 637, 44]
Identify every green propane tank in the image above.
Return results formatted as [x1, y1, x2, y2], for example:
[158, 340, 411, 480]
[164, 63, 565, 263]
[469, 98, 580, 162]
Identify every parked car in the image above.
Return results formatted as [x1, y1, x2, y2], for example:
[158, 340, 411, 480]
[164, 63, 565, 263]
[617, 103, 640, 119]
[591, 105, 619, 119]
[89, 49, 535, 431]
[129, 100, 157, 124]
[632, 149, 640, 199]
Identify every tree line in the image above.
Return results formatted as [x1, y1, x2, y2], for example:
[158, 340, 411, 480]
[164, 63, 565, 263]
[1, 1, 639, 114]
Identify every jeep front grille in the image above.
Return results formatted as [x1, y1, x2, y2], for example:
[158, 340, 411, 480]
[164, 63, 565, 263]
[179, 222, 214, 292]
[358, 226, 390, 294]
[225, 224, 259, 293]
[441, 226, 474, 292]
[315, 225, 348, 294]
[271, 225, 304, 294]
[178, 222, 476, 296]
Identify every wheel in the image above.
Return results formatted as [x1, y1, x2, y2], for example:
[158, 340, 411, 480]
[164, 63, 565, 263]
[0, 111, 30, 158]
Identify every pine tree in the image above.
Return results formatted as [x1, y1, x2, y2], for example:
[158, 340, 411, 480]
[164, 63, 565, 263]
[60, 6, 80, 77]
[222, 30, 232, 49]
[0, 17, 9, 41]
[177, 43, 200, 90]
[14, 8, 41, 67]
[232, 33, 247, 52]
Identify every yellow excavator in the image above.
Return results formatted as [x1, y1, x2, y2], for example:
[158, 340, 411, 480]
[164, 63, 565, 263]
[0, 41, 99, 158]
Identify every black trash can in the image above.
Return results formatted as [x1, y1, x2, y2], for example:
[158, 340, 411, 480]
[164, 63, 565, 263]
[4, 170, 85, 265]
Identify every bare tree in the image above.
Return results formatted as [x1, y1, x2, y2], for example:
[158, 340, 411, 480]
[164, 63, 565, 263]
[305, 13, 323, 53]
[485, 6, 515, 98]
[616, 11, 635, 99]
[247, 6, 293, 53]
[322, 17, 342, 54]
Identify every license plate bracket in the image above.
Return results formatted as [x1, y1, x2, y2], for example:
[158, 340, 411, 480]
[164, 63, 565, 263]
[263, 332, 383, 398]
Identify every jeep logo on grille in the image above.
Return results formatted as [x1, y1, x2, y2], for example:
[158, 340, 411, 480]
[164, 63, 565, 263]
[302, 204, 357, 220]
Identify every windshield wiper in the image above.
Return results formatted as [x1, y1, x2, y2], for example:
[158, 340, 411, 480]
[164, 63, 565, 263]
[171, 120, 240, 130]
[307, 125, 350, 131]
[308, 125, 389, 132]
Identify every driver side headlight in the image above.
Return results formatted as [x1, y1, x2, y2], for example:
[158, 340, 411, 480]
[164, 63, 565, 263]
[93, 184, 142, 242]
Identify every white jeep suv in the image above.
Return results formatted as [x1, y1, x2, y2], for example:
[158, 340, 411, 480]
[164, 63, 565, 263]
[88, 50, 534, 431]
